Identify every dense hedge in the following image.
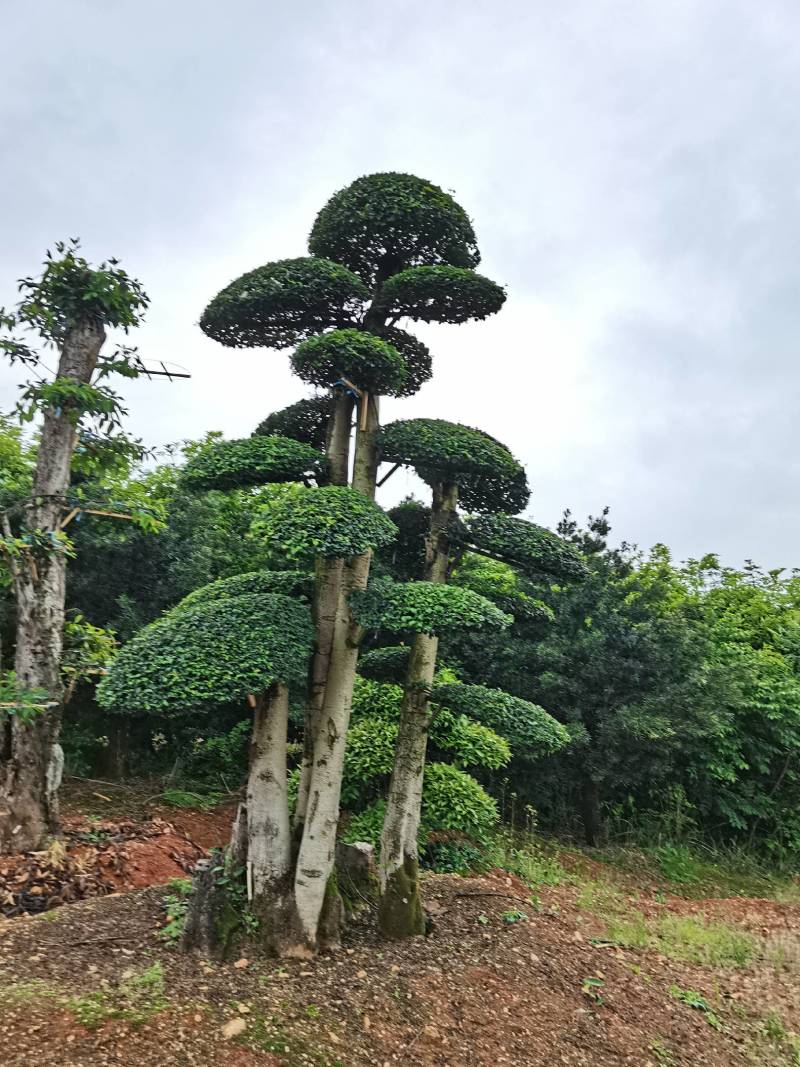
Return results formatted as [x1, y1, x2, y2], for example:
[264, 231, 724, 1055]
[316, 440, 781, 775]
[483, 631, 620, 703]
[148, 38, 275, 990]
[252, 484, 397, 561]
[351, 577, 511, 636]
[254, 395, 333, 451]
[308, 172, 480, 287]
[291, 328, 407, 395]
[170, 570, 313, 614]
[421, 762, 499, 842]
[432, 682, 570, 756]
[351, 677, 404, 719]
[200, 257, 368, 349]
[97, 593, 313, 714]
[382, 265, 506, 324]
[182, 435, 325, 492]
[429, 709, 511, 770]
[465, 514, 588, 581]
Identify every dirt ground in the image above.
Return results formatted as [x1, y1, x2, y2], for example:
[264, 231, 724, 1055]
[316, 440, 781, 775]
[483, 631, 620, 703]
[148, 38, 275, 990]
[0, 784, 798, 1066]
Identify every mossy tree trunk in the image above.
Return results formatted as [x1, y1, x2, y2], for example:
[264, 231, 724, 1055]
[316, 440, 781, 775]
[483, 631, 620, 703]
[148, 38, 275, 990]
[379, 481, 458, 938]
[246, 683, 296, 953]
[0, 319, 105, 854]
[292, 394, 380, 952]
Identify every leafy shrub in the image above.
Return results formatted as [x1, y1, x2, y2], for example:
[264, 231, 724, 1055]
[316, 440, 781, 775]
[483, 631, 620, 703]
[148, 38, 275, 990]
[182, 435, 325, 492]
[351, 577, 511, 636]
[291, 328, 407, 395]
[382, 265, 505, 324]
[430, 709, 511, 770]
[421, 762, 499, 843]
[351, 676, 404, 719]
[465, 513, 587, 581]
[433, 682, 570, 756]
[254, 394, 333, 450]
[170, 570, 313, 615]
[342, 716, 398, 804]
[421, 840, 484, 873]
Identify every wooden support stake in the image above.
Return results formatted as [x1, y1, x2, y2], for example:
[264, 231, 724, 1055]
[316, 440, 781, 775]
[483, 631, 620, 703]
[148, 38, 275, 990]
[359, 391, 370, 432]
[59, 506, 80, 530]
[377, 462, 401, 488]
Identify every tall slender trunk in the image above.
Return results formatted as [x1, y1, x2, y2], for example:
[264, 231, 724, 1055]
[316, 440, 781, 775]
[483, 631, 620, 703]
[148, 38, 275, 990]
[0, 319, 105, 853]
[379, 481, 458, 938]
[247, 684, 295, 953]
[580, 776, 603, 847]
[295, 392, 353, 834]
[292, 394, 380, 951]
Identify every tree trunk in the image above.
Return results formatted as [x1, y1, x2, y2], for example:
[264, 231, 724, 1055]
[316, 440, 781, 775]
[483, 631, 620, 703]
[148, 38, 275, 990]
[0, 319, 105, 853]
[291, 394, 381, 952]
[378, 481, 458, 938]
[247, 684, 296, 954]
[294, 394, 353, 833]
[581, 776, 603, 847]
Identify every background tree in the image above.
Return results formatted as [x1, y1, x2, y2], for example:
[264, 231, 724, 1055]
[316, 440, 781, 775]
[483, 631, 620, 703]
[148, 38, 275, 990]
[0, 242, 148, 851]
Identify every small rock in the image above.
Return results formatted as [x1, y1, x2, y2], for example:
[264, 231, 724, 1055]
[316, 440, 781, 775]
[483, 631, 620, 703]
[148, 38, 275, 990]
[222, 1018, 247, 1040]
[237, 1003, 250, 1014]
[233, 958, 249, 970]
[363, 1015, 371, 1031]
[356, 969, 368, 978]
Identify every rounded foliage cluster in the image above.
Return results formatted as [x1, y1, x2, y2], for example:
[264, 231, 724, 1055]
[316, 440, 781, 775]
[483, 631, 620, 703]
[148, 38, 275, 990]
[351, 677, 404, 719]
[291, 328, 407, 395]
[382, 265, 506, 324]
[381, 420, 525, 507]
[358, 645, 411, 685]
[97, 593, 313, 714]
[252, 484, 397, 561]
[342, 716, 398, 804]
[351, 577, 511, 636]
[199, 257, 368, 349]
[432, 682, 570, 757]
[430, 709, 511, 770]
[308, 172, 480, 287]
[421, 763, 499, 843]
[379, 500, 431, 581]
[373, 326, 432, 397]
[458, 465, 531, 516]
[170, 570, 313, 615]
[182, 434, 325, 493]
[466, 514, 588, 581]
[254, 395, 333, 451]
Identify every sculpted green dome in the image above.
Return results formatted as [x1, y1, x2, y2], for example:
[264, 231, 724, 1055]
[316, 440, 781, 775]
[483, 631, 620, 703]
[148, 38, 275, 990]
[200, 257, 369, 349]
[381, 265, 506, 324]
[351, 577, 511, 637]
[373, 326, 433, 397]
[97, 593, 314, 714]
[308, 172, 480, 287]
[254, 395, 334, 451]
[252, 484, 397, 561]
[466, 514, 588, 581]
[182, 435, 326, 492]
[170, 570, 313, 615]
[291, 328, 407, 395]
[358, 645, 411, 685]
[432, 683, 570, 757]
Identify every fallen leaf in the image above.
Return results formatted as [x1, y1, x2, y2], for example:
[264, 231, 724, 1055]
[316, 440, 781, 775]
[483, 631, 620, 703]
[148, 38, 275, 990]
[222, 1018, 247, 1039]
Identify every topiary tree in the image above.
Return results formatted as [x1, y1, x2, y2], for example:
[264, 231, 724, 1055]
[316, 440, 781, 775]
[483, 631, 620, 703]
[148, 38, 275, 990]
[181, 435, 327, 492]
[365, 418, 528, 936]
[197, 171, 506, 953]
[98, 591, 314, 954]
[0, 241, 149, 852]
[254, 395, 334, 453]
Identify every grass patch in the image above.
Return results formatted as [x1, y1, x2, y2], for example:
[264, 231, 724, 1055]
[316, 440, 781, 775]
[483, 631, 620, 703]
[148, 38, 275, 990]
[668, 985, 723, 1030]
[159, 788, 223, 811]
[481, 830, 568, 889]
[238, 1012, 342, 1065]
[70, 963, 168, 1030]
[604, 911, 757, 967]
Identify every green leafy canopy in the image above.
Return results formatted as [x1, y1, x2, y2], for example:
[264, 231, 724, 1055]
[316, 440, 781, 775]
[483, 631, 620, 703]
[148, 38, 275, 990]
[252, 484, 397, 561]
[169, 570, 313, 615]
[254, 395, 333, 451]
[381, 265, 506, 324]
[291, 328, 408, 395]
[98, 592, 313, 714]
[182, 434, 326, 492]
[308, 172, 480, 287]
[466, 513, 588, 581]
[432, 682, 570, 757]
[351, 577, 511, 636]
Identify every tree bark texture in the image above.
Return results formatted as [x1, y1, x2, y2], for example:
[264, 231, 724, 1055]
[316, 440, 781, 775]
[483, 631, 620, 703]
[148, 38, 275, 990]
[0, 319, 105, 853]
[379, 482, 458, 938]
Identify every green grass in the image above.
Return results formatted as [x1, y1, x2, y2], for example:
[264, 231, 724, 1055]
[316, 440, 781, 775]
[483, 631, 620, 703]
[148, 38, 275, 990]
[482, 830, 567, 889]
[603, 910, 757, 967]
[70, 964, 168, 1030]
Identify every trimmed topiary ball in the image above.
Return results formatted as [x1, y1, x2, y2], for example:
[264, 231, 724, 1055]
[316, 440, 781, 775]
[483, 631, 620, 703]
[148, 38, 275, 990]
[465, 514, 588, 581]
[358, 645, 411, 685]
[381, 265, 506, 324]
[200, 257, 369, 349]
[252, 484, 397, 562]
[97, 593, 314, 714]
[373, 326, 433, 397]
[429, 709, 511, 770]
[380, 420, 528, 515]
[378, 499, 431, 581]
[290, 328, 407, 395]
[170, 570, 313, 615]
[254, 395, 334, 451]
[351, 577, 511, 636]
[182, 435, 326, 492]
[432, 682, 570, 757]
[421, 763, 499, 843]
[308, 172, 480, 287]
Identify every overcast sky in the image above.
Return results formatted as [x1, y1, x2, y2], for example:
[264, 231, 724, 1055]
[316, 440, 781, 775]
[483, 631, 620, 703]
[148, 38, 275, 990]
[2, 0, 799, 568]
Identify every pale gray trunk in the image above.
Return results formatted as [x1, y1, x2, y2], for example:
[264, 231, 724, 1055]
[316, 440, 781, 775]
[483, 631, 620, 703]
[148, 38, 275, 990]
[292, 394, 380, 949]
[379, 482, 458, 937]
[294, 392, 353, 832]
[247, 684, 295, 953]
[0, 319, 105, 853]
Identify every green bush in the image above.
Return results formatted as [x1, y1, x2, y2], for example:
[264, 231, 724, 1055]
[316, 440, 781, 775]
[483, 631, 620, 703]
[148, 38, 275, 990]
[291, 328, 407, 395]
[432, 682, 570, 757]
[170, 569, 313, 615]
[382, 265, 505, 324]
[254, 395, 333, 451]
[421, 762, 499, 843]
[182, 434, 325, 492]
[466, 513, 588, 581]
[351, 577, 511, 636]
[430, 709, 511, 770]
